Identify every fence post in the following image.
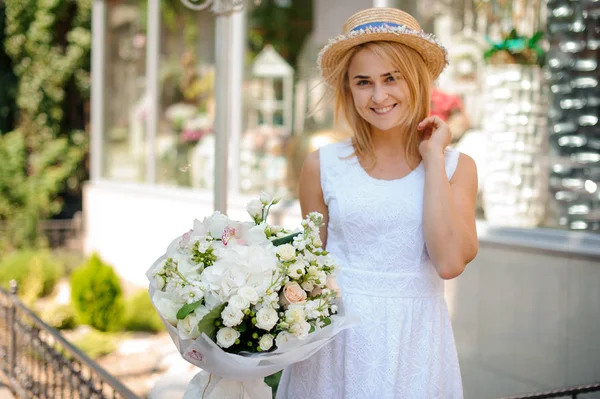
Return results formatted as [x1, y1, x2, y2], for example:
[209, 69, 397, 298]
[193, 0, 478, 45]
[9, 280, 17, 380]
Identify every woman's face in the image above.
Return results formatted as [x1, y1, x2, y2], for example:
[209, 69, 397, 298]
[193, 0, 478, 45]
[347, 47, 411, 132]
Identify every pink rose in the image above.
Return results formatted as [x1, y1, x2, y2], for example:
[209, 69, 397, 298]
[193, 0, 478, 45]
[280, 282, 307, 307]
[310, 286, 323, 297]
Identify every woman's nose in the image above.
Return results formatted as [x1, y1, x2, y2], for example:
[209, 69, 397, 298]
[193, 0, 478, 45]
[371, 85, 388, 103]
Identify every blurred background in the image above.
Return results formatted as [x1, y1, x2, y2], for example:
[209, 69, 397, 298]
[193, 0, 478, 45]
[0, 0, 598, 398]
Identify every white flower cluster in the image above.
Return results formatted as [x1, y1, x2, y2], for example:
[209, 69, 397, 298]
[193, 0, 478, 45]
[149, 194, 341, 354]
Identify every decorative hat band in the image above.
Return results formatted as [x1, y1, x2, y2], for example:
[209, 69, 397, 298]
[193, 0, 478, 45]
[351, 22, 406, 32]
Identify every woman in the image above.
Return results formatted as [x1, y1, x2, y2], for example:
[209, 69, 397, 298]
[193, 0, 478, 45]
[276, 7, 478, 399]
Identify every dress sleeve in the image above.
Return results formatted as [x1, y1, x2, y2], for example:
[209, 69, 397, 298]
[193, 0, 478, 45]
[444, 148, 461, 180]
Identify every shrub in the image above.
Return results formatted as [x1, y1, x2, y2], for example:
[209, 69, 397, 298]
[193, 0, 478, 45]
[0, 250, 65, 303]
[70, 253, 124, 332]
[123, 290, 165, 333]
[72, 329, 118, 360]
[42, 303, 77, 330]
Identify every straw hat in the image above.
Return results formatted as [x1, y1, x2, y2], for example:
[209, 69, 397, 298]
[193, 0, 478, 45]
[318, 8, 448, 81]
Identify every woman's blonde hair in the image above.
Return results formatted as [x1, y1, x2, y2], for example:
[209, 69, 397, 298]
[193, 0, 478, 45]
[324, 41, 433, 168]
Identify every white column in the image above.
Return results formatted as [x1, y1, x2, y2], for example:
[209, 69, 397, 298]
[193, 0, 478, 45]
[145, 0, 160, 184]
[373, 0, 393, 7]
[90, 0, 106, 182]
[213, 14, 231, 212]
[227, 8, 246, 198]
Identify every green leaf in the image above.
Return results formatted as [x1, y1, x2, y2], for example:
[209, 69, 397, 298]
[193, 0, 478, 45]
[196, 303, 227, 340]
[237, 322, 248, 333]
[322, 317, 332, 327]
[176, 300, 204, 320]
[272, 232, 301, 247]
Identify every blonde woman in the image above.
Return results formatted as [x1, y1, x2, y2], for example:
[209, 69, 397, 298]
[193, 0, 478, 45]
[276, 8, 478, 399]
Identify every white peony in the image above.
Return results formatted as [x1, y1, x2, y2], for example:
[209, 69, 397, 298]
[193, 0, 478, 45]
[216, 327, 240, 348]
[255, 307, 279, 331]
[152, 291, 184, 326]
[276, 244, 296, 262]
[177, 306, 210, 339]
[246, 199, 263, 219]
[237, 286, 259, 304]
[259, 192, 273, 205]
[228, 294, 250, 310]
[258, 334, 274, 351]
[221, 305, 245, 327]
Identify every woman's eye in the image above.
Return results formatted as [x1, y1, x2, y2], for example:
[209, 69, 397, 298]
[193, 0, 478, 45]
[386, 75, 397, 82]
[357, 80, 370, 86]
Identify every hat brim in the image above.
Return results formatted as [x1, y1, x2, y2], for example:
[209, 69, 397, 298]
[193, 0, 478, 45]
[318, 29, 448, 82]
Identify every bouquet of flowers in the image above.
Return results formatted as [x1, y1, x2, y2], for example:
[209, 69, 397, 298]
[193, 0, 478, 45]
[147, 193, 354, 399]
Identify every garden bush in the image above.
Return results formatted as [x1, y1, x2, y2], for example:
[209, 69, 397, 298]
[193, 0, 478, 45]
[123, 289, 165, 333]
[70, 253, 124, 332]
[42, 302, 77, 330]
[0, 250, 65, 303]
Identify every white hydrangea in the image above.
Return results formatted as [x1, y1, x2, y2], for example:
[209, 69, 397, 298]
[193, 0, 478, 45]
[228, 294, 250, 310]
[237, 286, 259, 305]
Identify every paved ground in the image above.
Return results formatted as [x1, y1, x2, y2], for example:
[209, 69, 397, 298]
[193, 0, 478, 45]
[96, 332, 198, 399]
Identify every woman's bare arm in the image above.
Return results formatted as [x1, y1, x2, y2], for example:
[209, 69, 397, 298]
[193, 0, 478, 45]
[298, 150, 329, 248]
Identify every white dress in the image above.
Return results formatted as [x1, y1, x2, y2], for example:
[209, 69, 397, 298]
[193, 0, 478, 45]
[276, 139, 464, 399]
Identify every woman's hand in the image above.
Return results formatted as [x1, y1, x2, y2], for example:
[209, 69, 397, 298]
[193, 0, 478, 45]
[417, 116, 452, 162]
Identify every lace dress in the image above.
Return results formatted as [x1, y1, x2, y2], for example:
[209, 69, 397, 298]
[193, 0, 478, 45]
[276, 139, 464, 399]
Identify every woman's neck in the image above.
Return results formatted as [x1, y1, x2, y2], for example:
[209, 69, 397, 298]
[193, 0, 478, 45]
[369, 125, 411, 158]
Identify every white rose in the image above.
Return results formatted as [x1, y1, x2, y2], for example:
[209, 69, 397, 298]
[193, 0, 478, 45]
[276, 244, 296, 262]
[228, 294, 250, 310]
[221, 305, 245, 327]
[152, 291, 183, 325]
[246, 199, 264, 219]
[177, 306, 210, 339]
[216, 327, 240, 348]
[259, 192, 273, 205]
[259, 334, 274, 351]
[237, 286, 259, 304]
[255, 307, 278, 331]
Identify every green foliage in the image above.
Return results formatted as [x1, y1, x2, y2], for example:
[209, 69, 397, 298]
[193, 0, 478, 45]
[71, 329, 119, 359]
[248, 0, 313, 69]
[42, 302, 77, 330]
[70, 253, 124, 332]
[0, 130, 82, 249]
[484, 29, 545, 67]
[0, 250, 65, 303]
[1, 0, 92, 249]
[123, 290, 165, 333]
[264, 370, 282, 399]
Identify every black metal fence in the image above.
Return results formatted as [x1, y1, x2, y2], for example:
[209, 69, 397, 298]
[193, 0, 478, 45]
[0, 282, 139, 399]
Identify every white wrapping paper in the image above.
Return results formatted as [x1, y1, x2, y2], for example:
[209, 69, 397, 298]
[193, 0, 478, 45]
[149, 284, 358, 399]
